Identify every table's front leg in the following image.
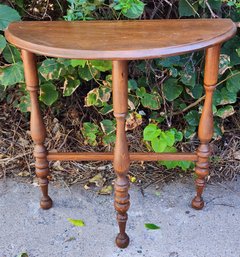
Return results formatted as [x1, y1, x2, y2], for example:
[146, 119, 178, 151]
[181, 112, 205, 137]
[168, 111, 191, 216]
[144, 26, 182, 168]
[112, 60, 130, 248]
[192, 44, 221, 210]
[22, 50, 52, 209]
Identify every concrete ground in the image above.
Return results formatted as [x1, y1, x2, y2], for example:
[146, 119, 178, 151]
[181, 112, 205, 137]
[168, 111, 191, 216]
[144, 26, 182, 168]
[0, 177, 239, 257]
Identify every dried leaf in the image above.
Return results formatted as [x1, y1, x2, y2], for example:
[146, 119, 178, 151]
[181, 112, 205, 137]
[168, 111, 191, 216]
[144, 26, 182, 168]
[84, 184, 90, 190]
[125, 112, 142, 131]
[18, 137, 29, 147]
[52, 160, 65, 171]
[234, 151, 240, 160]
[88, 173, 105, 187]
[129, 175, 137, 183]
[17, 171, 30, 177]
[64, 237, 76, 243]
[98, 185, 113, 195]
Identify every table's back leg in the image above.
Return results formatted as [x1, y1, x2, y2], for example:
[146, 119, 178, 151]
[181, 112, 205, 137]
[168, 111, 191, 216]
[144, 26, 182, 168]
[112, 60, 130, 248]
[192, 44, 221, 210]
[21, 50, 53, 210]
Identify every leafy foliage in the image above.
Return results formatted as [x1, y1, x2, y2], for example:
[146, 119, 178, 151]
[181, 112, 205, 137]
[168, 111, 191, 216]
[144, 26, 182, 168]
[0, 4, 21, 30]
[111, 0, 145, 19]
[143, 124, 193, 170]
[0, 1, 239, 173]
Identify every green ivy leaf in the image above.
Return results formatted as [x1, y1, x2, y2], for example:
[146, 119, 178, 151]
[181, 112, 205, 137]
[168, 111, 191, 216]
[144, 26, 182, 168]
[40, 83, 59, 106]
[180, 71, 196, 87]
[128, 79, 138, 90]
[114, 0, 145, 19]
[216, 105, 235, 119]
[220, 88, 237, 105]
[170, 128, 183, 142]
[160, 146, 178, 169]
[207, 0, 222, 10]
[143, 124, 161, 141]
[157, 56, 181, 68]
[152, 137, 167, 152]
[99, 103, 113, 115]
[161, 160, 178, 169]
[185, 110, 200, 126]
[144, 223, 160, 230]
[67, 218, 85, 227]
[0, 4, 21, 30]
[100, 119, 115, 135]
[222, 36, 240, 65]
[63, 77, 80, 96]
[226, 71, 240, 93]
[39, 59, 62, 80]
[102, 134, 116, 145]
[184, 125, 197, 139]
[2, 44, 21, 63]
[125, 1, 144, 18]
[213, 121, 223, 138]
[0, 62, 24, 87]
[85, 87, 111, 107]
[177, 161, 192, 171]
[18, 89, 30, 113]
[163, 78, 183, 101]
[0, 35, 6, 53]
[140, 92, 161, 110]
[137, 87, 161, 110]
[70, 59, 86, 68]
[82, 122, 100, 146]
[162, 130, 175, 147]
[149, 111, 165, 124]
[91, 60, 112, 72]
[179, 0, 199, 17]
[191, 84, 203, 99]
[78, 65, 99, 81]
[213, 89, 222, 106]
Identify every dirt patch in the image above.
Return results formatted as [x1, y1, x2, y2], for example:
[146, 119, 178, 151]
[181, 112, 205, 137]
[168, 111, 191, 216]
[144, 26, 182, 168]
[0, 99, 239, 190]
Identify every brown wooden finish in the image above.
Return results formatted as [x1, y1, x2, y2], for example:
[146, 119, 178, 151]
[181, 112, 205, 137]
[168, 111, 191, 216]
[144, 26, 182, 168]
[191, 44, 221, 210]
[5, 19, 236, 60]
[21, 50, 52, 210]
[112, 60, 130, 248]
[6, 19, 237, 249]
[47, 152, 198, 162]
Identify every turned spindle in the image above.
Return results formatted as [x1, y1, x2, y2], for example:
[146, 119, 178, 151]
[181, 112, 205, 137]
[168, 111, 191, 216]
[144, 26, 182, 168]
[21, 50, 52, 209]
[112, 60, 130, 248]
[192, 44, 221, 210]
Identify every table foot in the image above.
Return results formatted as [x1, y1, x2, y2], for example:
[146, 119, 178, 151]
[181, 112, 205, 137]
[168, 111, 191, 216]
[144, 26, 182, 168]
[191, 196, 204, 210]
[40, 196, 53, 210]
[116, 233, 129, 249]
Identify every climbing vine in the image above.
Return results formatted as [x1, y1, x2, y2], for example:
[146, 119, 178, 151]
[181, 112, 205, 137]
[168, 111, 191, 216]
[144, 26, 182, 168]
[0, 0, 239, 171]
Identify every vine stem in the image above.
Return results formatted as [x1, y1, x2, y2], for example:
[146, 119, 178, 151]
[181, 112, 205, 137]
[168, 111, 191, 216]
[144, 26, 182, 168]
[172, 70, 240, 116]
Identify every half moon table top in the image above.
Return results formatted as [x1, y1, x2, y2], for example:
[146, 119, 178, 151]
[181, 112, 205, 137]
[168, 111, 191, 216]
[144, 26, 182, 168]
[5, 19, 236, 60]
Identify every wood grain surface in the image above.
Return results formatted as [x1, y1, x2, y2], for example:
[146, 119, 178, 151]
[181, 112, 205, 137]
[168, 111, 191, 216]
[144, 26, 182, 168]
[5, 19, 236, 60]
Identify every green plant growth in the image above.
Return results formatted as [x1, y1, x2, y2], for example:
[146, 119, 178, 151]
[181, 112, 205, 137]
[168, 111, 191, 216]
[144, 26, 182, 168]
[143, 124, 193, 170]
[0, 1, 240, 174]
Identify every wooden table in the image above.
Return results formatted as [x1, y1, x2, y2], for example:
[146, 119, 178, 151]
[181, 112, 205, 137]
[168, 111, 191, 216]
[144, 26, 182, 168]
[5, 19, 236, 248]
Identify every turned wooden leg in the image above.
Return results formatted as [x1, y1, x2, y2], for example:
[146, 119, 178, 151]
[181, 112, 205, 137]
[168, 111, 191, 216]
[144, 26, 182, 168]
[112, 60, 130, 248]
[192, 44, 221, 210]
[22, 50, 52, 210]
